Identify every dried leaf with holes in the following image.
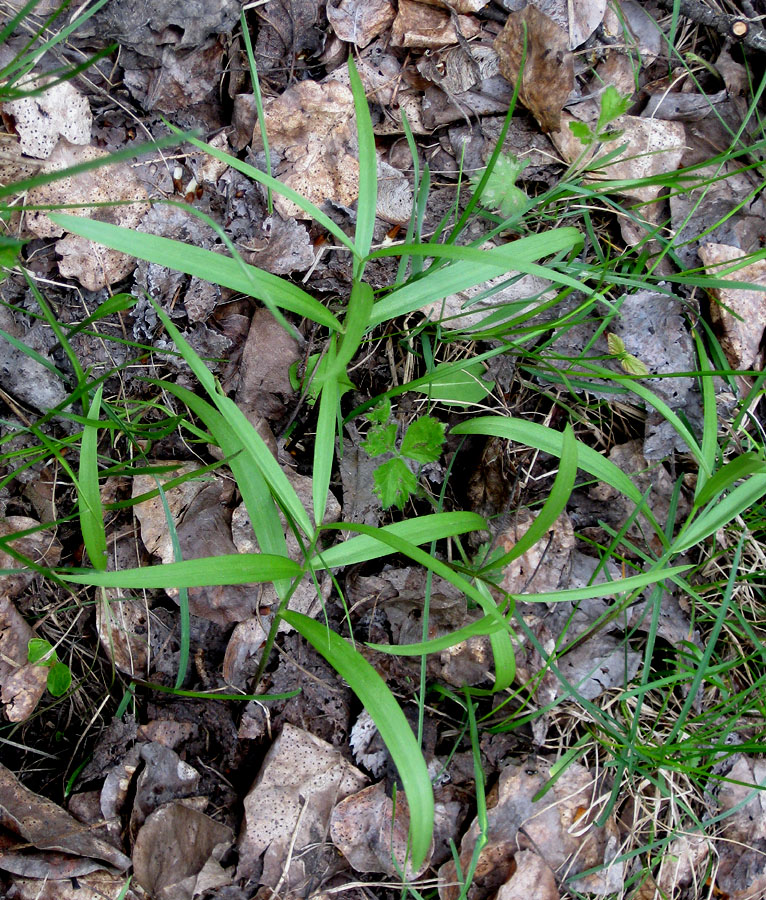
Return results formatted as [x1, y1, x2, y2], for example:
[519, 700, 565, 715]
[3, 76, 91, 159]
[236, 723, 367, 888]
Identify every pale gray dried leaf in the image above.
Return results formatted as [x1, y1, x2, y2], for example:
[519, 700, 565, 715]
[327, 0, 395, 47]
[96, 594, 149, 678]
[132, 802, 233, 900]
[529, 0, 607, 48]
[0, 515, 61, 599]
[656, 836, 711, 896]
[242, 215, 316, 275]
[237, 723, 367, 887]
[417, 44, 498, 96]
[330, 781, 433, 878]
[340, 428, 381, 527]
[130, 743, 201, 835]
[0, 763, 130, 872]
[416, 0, 488, 12]
[438, 758, 622, 899]
[256, 80, 359, 219]
[498, 509, 575, 595]
[222, 618, 267, 687]
[557, 632, 641, 700]
[235, 308, 301, 421]
[420, 270, 553, 331]
[25, 141, 149, 291]
[377, 157, 413, 224]
[496, 850, 559, 900]
[4, 77, 90, 159]
[494, 5, 574, 132]
[552, 114, 685, 202]
[698, 243, 766, 370]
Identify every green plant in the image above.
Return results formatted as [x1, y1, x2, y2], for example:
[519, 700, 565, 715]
[361, 399, 446, 510]
[27, 638, 71, 697]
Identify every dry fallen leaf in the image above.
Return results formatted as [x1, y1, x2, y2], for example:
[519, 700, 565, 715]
[237, 723, 367, 889]
[494, 5, 574, 133]
[0, 763, 130, 874]
[4, 871, 134, 900]
[132, 801, 233, 900]
[698, 243, 766, 370]
[498, 509, 575, 595]
[530, 0, 607, 49]
[0, 595, 50, 723]
[391, 0, 480, 49]
[552, 114, 686, 203]
[255, 79, 359, 219]
[496, 850, 559, 900]
[25, 140, 150, 291]
[330, 781, 433, 878]
[327, 0, 396, 47]
[3, 77, 91, 159]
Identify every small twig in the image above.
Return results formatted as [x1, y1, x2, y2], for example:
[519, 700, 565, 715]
[656, 0, 766, 53]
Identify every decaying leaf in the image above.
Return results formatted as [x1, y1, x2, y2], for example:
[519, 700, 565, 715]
[420, 269, 554, 330]
[130, 742, 201, 836]
[237, 723, 367, 888]
[0, 596, 49, 721]
[3, 871, 134, 900]
[698, 243, 766, 370]
[552, 114, 685, 203]
[0, 515, 62, 599]
[25, 141, 150, 291]
[254, 79, 359, 219]
[3, 76, 91, 159]
[96, 593, 149, 678]
[529, 0, 607, 49]
[391, 0, 480, 49]
[498, 509, 575, 595]
[330, 781, 433, 878]
[496, 850, 559, 900]
[327, 0, 396, 47]
[0, 763, 131, 874]
[132, 801, 233, 900]
[417, 0, 489, 12]
[438, 757, 622, 899]
[494, 5, 574, 133]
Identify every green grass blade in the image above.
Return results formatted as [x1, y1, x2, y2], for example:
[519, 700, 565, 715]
[313, 342, 340, 527]
[59, 553, 302, 588]
[673, 473, 766, 553]
[479, 424, 577, 573]
[367, 613, 509, 655]
[240, 8, 272, 214]
[348, 56, 376, 269]
[48, 214, 341, 331]
[150, 303, 314, 539]
[281, 609, 434, 869]
[79, 385, 107, 571]
[693, 328, 719, 500]
[311, 511, 485, 569]
[369, 229, 583, 325]
[335, 280, 373, 371]
[694, 452, 766, 508]
[452, 416, 666, 544]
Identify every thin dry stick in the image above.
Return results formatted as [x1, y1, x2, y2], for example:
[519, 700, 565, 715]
[656, 0, 766, 53]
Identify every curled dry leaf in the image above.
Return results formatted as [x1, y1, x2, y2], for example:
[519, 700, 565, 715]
[3, 77, 91, 159]
[254, 79, 359, 219]
[0, 596, 50, 722]
[327, 0, 396, 48]
[391, 0, 480, 49]
[496, 850, 559, 900]
[25, 140, 150, 291]
[494, 5, 574, 133]
[236, 723, 367, 888]
[130, 742, 201, 836]
[330, 781, 433, 879]
[0, 762, 131, 874]
[438, 757, 622, 900]
[698, 243, 766, 370]
[132, 801, 234, 900]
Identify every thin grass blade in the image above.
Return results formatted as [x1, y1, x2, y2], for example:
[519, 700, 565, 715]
[79, 385, 107, 570]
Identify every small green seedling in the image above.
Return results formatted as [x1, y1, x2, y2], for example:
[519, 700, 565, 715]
[471, 152, 529, 219]
[361, 399, 446, 510]
[569, 85, 631, 145]
[607, 333, 649, 376]
[28, 638, 72, 697]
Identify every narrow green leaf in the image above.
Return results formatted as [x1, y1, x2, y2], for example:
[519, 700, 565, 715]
[481, 424, 577, 572]
[59, 553, 302, 588]
[311, 512, 486, 569]
[314, 341, 340, 526]
[334, 280, 373, 374]
[48, 214, 341, 331]
[414, 361, 494, 406]
[348, 57, 376, 266]
[674, 473, 766, 553]
[694, 452, 766, 508]
[281, 610, 434, 869]
[367, 613, 508, 655]
[79, 385, 107, 570]
[453, 416, 666, 544]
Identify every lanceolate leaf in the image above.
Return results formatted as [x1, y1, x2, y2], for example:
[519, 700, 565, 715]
[281, 610, 434, 870]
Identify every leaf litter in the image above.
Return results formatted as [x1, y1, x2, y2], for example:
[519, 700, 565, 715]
[2, 0, 766, 898]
